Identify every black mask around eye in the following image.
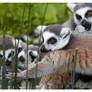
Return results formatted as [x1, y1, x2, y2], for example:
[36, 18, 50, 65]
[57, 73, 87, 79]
[76, 14, 82, 20]
[18, 47, 22, 54]
[47, 37, 57, 44]
[6, 60, 11, 66]
[85, 10, 92, 18]
[8, 51, 15, 58]
[81, 19, 91, 31]
[29, 51, 37, 62]
[19, 56, 25, 62]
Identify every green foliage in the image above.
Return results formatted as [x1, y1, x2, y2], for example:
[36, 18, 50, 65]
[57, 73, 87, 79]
[0, 3, 72, 37]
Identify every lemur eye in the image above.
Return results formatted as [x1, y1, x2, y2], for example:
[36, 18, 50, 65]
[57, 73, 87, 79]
[48, 37, 57, 44]
[87, 12, 92, 16]
[18, 47, 22, 53]
[29, 51, 37, 62]
[8, 51, 14, 58]
[86, 10, 92, 17]
[29, 51, 33, 57]
[76, 14, 82, 20]
[19, 56, 25, 62]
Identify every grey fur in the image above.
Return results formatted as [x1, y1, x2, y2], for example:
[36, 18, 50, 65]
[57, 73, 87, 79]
[62, 17, 76, 30]
[44, 24, 63, 36]
[0, 35, 14, 50]
[74, 3, 92, 12]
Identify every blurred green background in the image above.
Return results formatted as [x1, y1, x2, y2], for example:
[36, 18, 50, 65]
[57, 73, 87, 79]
[0, 3, 73, 37]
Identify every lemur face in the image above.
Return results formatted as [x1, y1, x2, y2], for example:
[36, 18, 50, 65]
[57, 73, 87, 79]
[40, 27, 71, 52]
[18, 46, 38, 70]
[5, 49, 15, 66]
[0, 49, 15, 66]
[4, 47, 25, 69]
[74, 7, 92, 31]
[67, 3, 92, 31]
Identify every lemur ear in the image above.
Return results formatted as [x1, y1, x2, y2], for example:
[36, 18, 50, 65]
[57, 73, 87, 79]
[60, 27, 72, 39]
[67, 3, 77, 12]
[34, 25, 47, 35]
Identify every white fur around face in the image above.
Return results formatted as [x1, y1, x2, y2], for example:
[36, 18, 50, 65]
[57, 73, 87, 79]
[32, 51, 38, 57]
[74, 7, 92, 25]
[43, 31, 58, 50]
[18, 49, 38, 69]
[18, 49, 26, 69]
[18, 50, 26, 60]
[60, 27, 72, 39]
[0, 49, 15, 62]
[43, 31, 57, 43]
[75, 25, 85, 32]
[42, 29, 71, 51]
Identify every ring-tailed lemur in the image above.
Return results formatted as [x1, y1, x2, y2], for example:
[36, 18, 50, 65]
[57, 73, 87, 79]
[40, 24, 71, 52]
[63, 3, 92, 33]
[0, 48, 26, 72]
[0, 49, 15, 72]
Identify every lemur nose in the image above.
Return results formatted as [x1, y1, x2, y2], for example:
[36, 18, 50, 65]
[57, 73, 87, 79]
[40, 45, 48, 52]
[81, 20, 90, 27]
[6, 60, 11, 66]
[29, 51, 37, 62]
[19, 56, 25, 62]
[81, 19, 91, 31]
